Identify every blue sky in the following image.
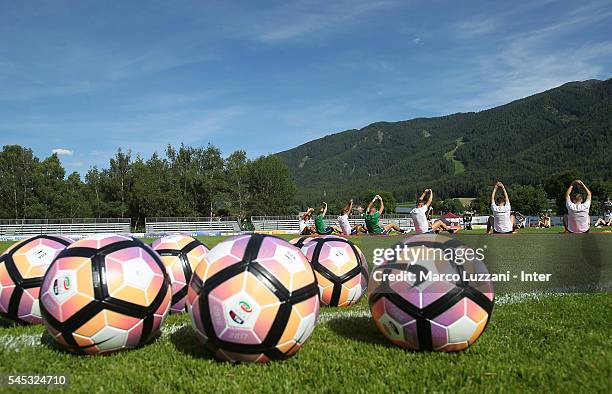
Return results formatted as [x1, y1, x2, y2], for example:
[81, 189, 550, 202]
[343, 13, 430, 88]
[1, 0, 611, 174]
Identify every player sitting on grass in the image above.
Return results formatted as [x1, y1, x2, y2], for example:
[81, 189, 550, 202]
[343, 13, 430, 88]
[563, 180, 592, 234]
[594, 198, 612, 227]
[410, 189, 455, 234]
[486, 182, 515, 234]
[364, 195, 404, 234]
[315, 202, 342, 235]
[299, 208, 316, 235]
[337, 199, 366, 236]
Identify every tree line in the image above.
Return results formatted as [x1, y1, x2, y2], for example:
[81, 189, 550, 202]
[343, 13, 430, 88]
[0, 144, 296, 227]
[1, 144, 610, 226]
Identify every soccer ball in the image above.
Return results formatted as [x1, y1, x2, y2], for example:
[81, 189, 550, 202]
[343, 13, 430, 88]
[0, 235, 73, 324]
[40, 234, 171, 355]
[151, 235, 209, 314]
[288, 235, 314, 248]
[187, 234, 319, 363]
[368, 234, 494, 352]
[301, 235, 368, 307]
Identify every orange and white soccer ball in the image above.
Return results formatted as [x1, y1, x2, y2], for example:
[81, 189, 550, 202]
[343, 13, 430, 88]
[0, 235, 73, 324]
[187, 234, 320, 363]
[40, 234, 171, 354]
[151, 235, 209, 314]
[301, 235, 368, 307]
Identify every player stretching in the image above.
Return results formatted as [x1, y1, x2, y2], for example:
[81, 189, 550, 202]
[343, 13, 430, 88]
[315, 202, 342, 235]
[410, 189, 455, 234]
[337, 199, 366, 236]
[563, 180, 592, 233]
[364, 195, 404, 234]
[299, 208, 316, 235]
[486, 182, 515, 234]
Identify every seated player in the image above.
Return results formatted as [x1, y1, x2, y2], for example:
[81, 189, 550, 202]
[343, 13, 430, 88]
[563, 180, 592, 234]
[299, 208, 316, 235]
[410, 189, 454, 234]
[463, 210, 474, 230]
[364, 195, 404, 234]
[315, 202, 342, 235]
[337, 199, 366, 236]
[537, 212, 551, 228]
[486, 182, 515, 234]
[594, 198, 612, 227]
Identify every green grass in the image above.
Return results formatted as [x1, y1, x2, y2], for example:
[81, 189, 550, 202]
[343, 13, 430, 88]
[0, 234, 610, 392]
[443, 137, 466, 175]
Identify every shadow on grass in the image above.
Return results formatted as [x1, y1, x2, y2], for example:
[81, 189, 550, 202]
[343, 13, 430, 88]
[40, 329, 166, 355]
[0, 317, 19, 328]
[170, 325, 215, 360]
[326, 316, 393, 348]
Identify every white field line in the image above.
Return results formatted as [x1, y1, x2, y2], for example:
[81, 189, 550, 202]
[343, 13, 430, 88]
[1, 286, 609, 351]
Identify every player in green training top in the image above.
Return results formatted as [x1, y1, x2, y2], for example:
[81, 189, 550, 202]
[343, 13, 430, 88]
[363, 195, 404, 234]
[315, 202, 342, 235]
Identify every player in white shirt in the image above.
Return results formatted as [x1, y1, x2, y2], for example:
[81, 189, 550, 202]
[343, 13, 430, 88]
[486, 182, 515, 234]
[299, 208, 316, 235]
[336, 199, 366, 236]
[563, 180, 592, 234]
[410, 189, 455, 234]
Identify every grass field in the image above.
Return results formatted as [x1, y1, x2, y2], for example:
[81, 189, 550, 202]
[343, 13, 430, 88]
[0, 232, 611, 392]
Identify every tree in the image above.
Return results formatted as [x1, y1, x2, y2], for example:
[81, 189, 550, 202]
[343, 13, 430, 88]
[434, 198, 464, 214]
[107, 149, 133, 218]
[0, 145, 39, 219]
[509, 185, 549, 215]
[85, 167, 104, 218]
[35, 154, 65, 218]
[63, 172, 92, 218]
[245, 155, 297, 215]
[224, 150, 249, 217]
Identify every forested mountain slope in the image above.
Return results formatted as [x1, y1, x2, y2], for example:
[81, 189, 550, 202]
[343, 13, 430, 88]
[277, 78, 612, 203]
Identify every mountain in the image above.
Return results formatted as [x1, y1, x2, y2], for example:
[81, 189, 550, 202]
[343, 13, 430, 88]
[276, 78, 612, 204]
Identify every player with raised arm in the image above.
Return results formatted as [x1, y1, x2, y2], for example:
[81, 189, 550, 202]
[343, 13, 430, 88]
[364, 195, 404, 234]
[299, 208, 316, 235]
[486, 182, 515, 234]
[315, 202, 342, 235]
[337, 199, 366, 236]
[410, 189, 455, 234]
[563, 180, 592, 233]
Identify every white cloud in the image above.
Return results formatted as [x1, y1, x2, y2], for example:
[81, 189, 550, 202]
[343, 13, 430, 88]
[52, 148, 73, 156]
[412, 37, 423, 45]
[247, 0, 400, 44]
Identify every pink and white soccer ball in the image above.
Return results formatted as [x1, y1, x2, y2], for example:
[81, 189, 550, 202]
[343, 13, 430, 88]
[369, 234, 494, 352]
[151, 234, 209, 314]
[301, 235, 368, 307]
[0, 235, 73, 324]
[39, 234, 171, 354]
[187, 234, 320, 363]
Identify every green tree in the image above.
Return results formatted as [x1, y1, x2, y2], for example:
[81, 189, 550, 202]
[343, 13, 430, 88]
[107, 149, 133, 218]
[245, 155, 296, 215]
[0, 145, 39, 219]
[509, 185, 549, 215]
[224, 150, 249, 217]
[63, 172, 92, 218]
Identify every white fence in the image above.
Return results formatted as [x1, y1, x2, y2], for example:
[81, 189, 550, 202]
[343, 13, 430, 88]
[251, 215, 415, 233]
[0, 218, 131, 236]
[145, 217, 241, 233]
